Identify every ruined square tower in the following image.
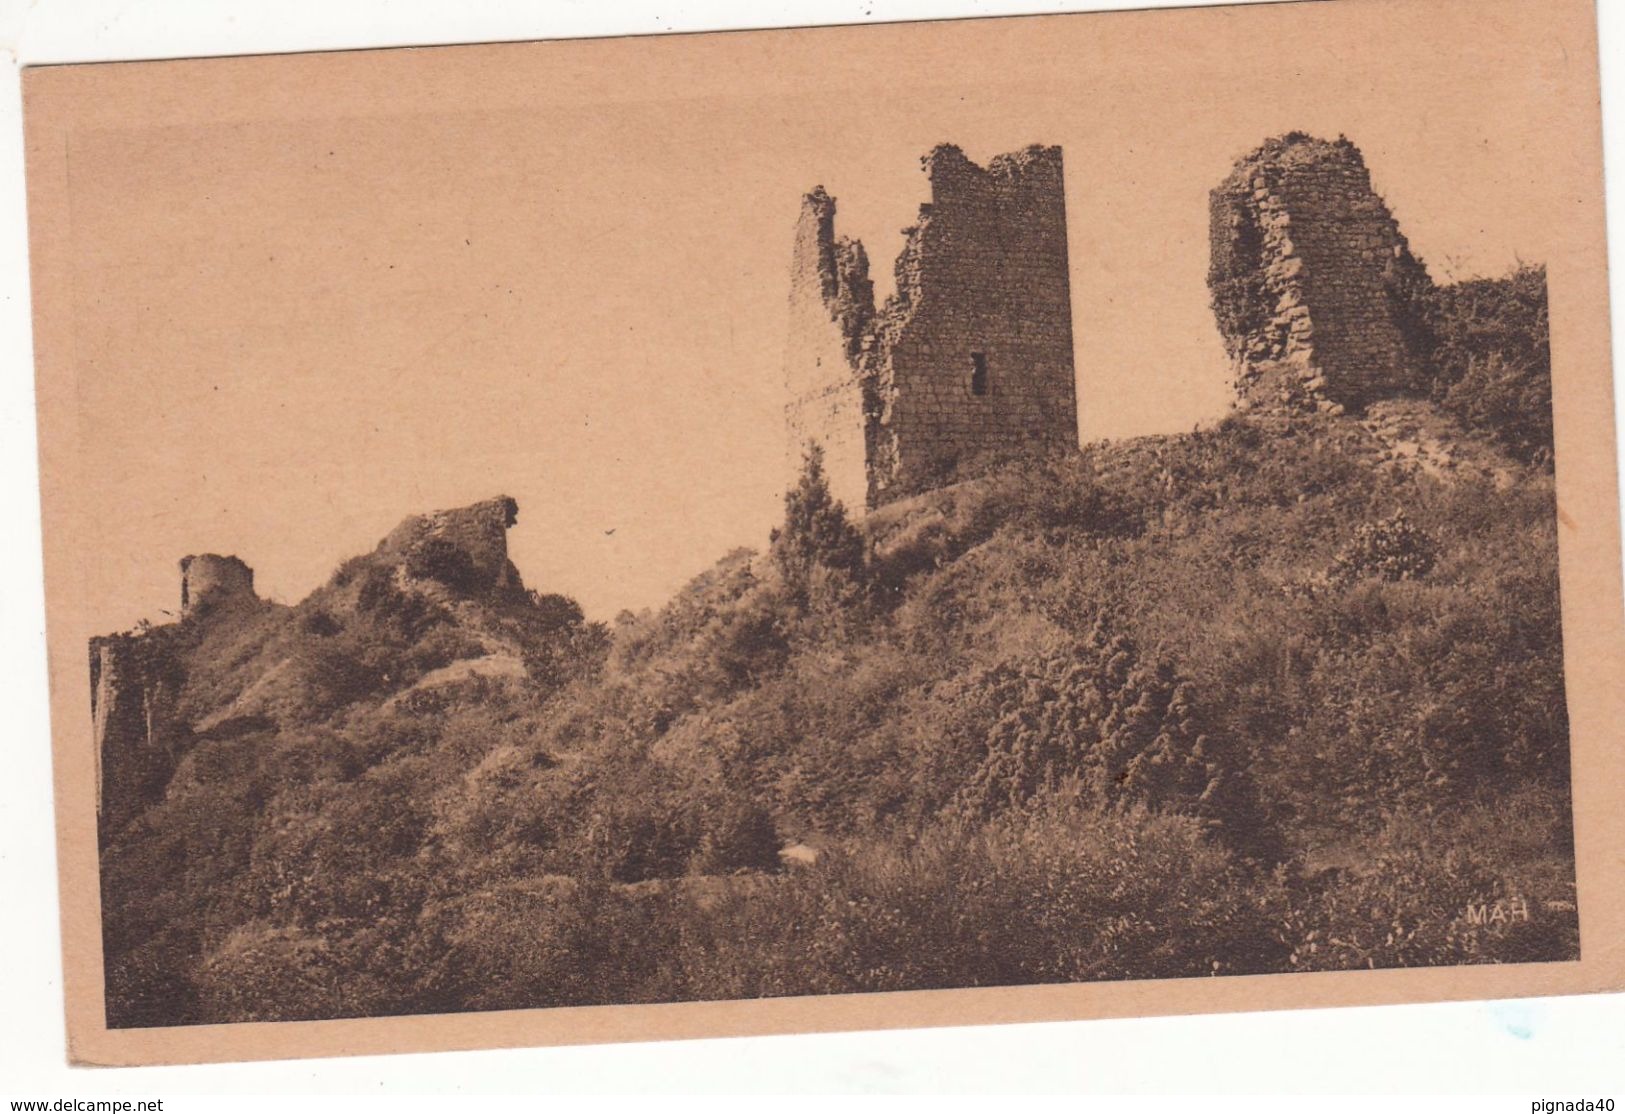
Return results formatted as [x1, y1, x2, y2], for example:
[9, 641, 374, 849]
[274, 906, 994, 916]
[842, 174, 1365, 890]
[785, 144, 1079, 511]
[1208, 133, 1432, 414]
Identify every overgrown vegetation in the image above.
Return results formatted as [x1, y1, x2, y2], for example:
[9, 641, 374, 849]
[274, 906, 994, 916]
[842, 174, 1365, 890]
[99, 391, 1574, 1027]
[1425, 264, 1553, 466]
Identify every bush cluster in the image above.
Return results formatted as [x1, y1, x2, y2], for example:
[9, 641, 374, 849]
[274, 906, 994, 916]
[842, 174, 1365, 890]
[1425, 264, 1553, 465]
[404, 536, 487, 594]
[99, 401, 1576, 1027]
[1326, 509, 1438, 586]
[945, 625, 1234, 829]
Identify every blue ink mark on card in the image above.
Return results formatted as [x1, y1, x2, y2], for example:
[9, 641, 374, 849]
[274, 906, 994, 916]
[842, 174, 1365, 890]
[1489, 1001, 1542, 1040]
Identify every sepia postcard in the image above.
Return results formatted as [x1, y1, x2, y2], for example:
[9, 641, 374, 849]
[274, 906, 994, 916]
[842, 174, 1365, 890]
[23, 0, 1625, 1066]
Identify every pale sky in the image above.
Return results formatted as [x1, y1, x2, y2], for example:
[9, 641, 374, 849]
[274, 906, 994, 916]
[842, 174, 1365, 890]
[35, 0, 1574, 631]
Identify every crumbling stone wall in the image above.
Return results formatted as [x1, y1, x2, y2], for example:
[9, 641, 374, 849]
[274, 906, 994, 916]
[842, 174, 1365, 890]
[785, 187, 876, 513]
[97, 554, 253, 838]
[93, 497, 529, 840]
[91, 630, 184, 843]
[179, 553, 256, 618]
[1209, 133, 1432, 414]
[785, 143, 1078, 509]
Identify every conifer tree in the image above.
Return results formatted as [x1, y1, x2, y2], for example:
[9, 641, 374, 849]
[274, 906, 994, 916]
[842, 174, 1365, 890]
[770, 443, 866, 601]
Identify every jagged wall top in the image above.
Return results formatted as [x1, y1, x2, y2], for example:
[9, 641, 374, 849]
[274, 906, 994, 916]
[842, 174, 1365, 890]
[1209, 132, 1432, 414]
[179, 554, 255, 618]
[785, 141, 1077, 511]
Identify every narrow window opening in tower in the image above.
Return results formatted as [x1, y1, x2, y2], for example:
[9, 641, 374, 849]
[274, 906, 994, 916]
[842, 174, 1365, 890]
[970, 352, 989, 396]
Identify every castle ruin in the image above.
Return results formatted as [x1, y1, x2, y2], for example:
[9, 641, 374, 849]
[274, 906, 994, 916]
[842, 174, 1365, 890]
[786, 143, 1079, 511]
[179, 553, 256, 618]
[1208, 133, 1432, 414]
[94, 554, 258, 841]
[92, 501, 530, 843]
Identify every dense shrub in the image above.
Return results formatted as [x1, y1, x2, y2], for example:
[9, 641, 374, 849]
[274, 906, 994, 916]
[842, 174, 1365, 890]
[659, 801, 1290, 998]
[355, 564, 446, 640]
[527, 591, 586, 632]
[944, 625, 1233, 826]
[1443, 352, 1553, 466]
[520, 622, 610, 691]
[1425, 264, 1552, 465]
[696, 589, 791, 692]
[405, 536, 486, 594]
[299, 609, 342, 637]
[1283, 791, 1577, 971]
[99, 393, 1575, 1026]
[1326, 509, 1437, 585]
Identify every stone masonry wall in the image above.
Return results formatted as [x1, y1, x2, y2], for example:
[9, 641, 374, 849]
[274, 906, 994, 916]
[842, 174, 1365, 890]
[1209, 133, 1432, 414]
[98, 554, 253, 838]
[784, 187, 876, 514]
[874, 145, 1078, 501]
[91, 630, 184, 843]
[785, 144, 1078, 510]
[179, 553, 256, 618]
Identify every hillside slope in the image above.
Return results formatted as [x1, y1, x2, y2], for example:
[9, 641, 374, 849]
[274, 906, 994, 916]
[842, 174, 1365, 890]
[96, 403, 1575, 1026]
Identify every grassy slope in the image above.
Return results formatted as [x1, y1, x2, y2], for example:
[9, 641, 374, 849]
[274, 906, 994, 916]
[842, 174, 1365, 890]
[99, 404, 1577, 1026]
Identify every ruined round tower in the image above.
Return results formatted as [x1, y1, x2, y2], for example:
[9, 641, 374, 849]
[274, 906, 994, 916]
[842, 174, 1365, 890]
[179, 553, 256, 618]
[1208, 133, 1433, 414]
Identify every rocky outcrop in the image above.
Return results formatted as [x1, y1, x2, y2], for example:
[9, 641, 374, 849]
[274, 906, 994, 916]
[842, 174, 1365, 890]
[92, 496, 537, 841]
[1359, 398, 1519, 489]
[375, 495, 525, 597]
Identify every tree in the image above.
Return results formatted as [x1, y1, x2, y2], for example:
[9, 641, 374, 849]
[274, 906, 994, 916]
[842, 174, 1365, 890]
[769, 443, 867, 604]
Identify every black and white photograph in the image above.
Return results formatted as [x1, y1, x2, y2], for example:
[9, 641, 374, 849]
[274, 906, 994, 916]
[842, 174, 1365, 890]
[15, 0, 1625, 1073]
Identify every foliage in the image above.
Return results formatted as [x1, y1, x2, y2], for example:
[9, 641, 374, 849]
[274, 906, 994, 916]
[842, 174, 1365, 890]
[1425, 264, 1553, 465]
[1326, 509, 1437, 586]
[945, 625, 1234, 828]
[656, 800, 1291, 998]
[771, 443, 868, 606]
[1281, 791, 1577, 971]
[404, 536, 486, 594]
[98, 393, 1575, 1027]
[527, 592, 586, 632]
[1207, 191, 1271, 362]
